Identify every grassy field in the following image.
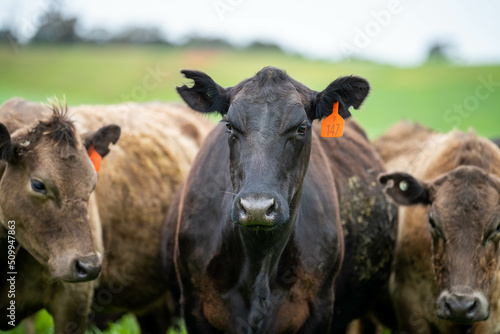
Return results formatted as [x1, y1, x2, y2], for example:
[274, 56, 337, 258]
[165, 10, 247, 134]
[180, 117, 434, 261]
[1, 44, 499, 139]
[0, 44, 499, 333]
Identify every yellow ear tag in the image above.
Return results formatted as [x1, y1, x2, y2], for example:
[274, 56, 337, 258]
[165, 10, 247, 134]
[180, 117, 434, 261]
[321, 101, 344, 138]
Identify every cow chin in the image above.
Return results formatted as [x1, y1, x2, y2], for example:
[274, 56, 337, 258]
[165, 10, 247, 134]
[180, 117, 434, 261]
[48, 251, 103, 282]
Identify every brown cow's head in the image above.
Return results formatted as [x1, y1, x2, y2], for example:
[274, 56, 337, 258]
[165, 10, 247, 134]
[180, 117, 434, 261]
[0, 104, 120, 282]
[380, 166, 500, 324]
[177, 67, 369, 236]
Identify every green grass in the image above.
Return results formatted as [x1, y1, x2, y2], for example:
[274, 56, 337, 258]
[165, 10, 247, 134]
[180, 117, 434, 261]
[1, 44, 499, 139]
[0, 309, 187, 334]
[0, 44, 499, 333]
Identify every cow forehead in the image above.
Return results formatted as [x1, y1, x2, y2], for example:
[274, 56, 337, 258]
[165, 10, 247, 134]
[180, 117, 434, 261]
[27, 141, 96, 187]
[234, 74, 304, 102]
[228, 92, 306, 127]
[434, 174, 500, 221]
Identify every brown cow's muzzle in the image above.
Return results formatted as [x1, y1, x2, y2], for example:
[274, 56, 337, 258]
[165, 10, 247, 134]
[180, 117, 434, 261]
[72, 253, 102, 282]
[49, 252, 102, 282]
[436, 290, 489, 324]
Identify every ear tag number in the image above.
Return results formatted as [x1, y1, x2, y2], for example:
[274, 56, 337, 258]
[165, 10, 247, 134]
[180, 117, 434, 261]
[87, 145, 102, 172]
[321, 101, 344, 138]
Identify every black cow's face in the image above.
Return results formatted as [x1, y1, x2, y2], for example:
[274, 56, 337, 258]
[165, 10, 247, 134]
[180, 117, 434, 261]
[224, 83, 312, 229]
[380, 166, 500, 325]
[177, 66, 370, 230]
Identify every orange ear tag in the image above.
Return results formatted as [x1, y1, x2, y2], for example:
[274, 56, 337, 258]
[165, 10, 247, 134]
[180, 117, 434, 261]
[321, 101, 344, 138]
[87, 145, 102, 172]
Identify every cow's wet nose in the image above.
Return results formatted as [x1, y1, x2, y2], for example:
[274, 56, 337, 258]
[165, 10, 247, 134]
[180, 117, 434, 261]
[240, 197, 276, 223]
[437, 291, 489, 323]
[232, 194, 288, 227]
[74, 254, 102, 282]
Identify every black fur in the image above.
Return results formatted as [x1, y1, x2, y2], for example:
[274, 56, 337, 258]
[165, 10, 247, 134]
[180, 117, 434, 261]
[176, 70, 230, 116]
[314, 76, 370, 120]
[0, 123, 15, 162]
[83, 125, 121, 157]
[177, 67, 370, 122]
[379, 172, 430, 205]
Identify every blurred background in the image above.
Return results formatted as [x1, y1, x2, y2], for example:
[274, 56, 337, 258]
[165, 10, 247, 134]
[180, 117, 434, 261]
[1, 0, 499, 332]
[1, 0, 499, 139]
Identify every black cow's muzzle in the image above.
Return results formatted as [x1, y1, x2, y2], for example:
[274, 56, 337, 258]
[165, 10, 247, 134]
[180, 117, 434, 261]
[231, 192, 289, 228]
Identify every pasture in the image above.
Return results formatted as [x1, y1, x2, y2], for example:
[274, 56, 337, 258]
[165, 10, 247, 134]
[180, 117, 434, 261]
[0, 44, 499, 334]
[1, 45, 499, 139]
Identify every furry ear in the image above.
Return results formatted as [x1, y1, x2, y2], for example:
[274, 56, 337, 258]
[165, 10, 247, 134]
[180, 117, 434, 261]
[82, 124, 121, 157]
[378, 172, 431, 206]
[0, 123, 15, 163]
[313, 76, 370, 120]
[176, 70, 230, 116]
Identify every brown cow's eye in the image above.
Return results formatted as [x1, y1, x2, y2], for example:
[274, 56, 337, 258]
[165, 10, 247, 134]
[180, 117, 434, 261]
[428, 217, 436, 229]
[495, 223, 500, 234]
[297, 125, 307, 135]
[31, 179, 47, 195]
[225, 121, 232, 132]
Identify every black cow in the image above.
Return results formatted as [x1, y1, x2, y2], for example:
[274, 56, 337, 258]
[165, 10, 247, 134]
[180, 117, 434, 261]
[163, 67, 396, 333]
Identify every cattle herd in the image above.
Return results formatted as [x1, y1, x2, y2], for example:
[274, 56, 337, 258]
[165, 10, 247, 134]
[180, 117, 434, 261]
[0, 66, 498, 334]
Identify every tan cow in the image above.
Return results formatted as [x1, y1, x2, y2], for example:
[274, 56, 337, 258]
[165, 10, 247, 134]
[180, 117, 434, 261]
[374, 121, 500, 334]
[0, 98, 213, 333]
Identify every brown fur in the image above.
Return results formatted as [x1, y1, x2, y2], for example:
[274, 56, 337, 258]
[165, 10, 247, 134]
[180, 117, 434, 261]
[0, 98, 213, 333]
[374, 121, 500, 334]
[70, 101, 213, 314]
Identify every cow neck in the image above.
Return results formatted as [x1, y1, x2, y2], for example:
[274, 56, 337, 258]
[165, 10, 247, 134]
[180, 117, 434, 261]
[233, 188, 302, 308]
[238, 224, 294, 286]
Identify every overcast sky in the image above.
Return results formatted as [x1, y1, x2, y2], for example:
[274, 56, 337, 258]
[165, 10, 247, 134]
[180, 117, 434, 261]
[2, 0, 499, 66]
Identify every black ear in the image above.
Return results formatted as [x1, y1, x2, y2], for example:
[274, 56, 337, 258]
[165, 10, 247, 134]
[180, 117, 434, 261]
[83, 124, 121, 157]
[313, 76, 370, 120]
[176, 70, 230, 116]
[0, 123, 15, 163]
[378, 172, 431, 206]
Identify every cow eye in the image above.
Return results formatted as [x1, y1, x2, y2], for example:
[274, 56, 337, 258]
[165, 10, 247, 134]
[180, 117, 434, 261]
[31, 179, 47, 195]
[297, 125, 307, 135]
[225, 121, 233, 132]
[494, 223, 500, 235]
[428, 217, 436, 229]
[484, 223, 500, 243]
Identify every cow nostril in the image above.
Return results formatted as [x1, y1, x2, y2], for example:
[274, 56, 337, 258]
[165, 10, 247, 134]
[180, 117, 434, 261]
[74, 257, 101, 281]
[467, 300, 478, 317]
[75, 260, 87, 277]
[265, 201, 275, 217]
[444, 302, 453, 317]
[239, 198, 248, 217]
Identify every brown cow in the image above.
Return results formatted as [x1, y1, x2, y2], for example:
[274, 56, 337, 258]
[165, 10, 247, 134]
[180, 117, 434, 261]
[0, 98, 213, 333]
[0, 98, 118, 332]
[375, 121, 500, 334]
